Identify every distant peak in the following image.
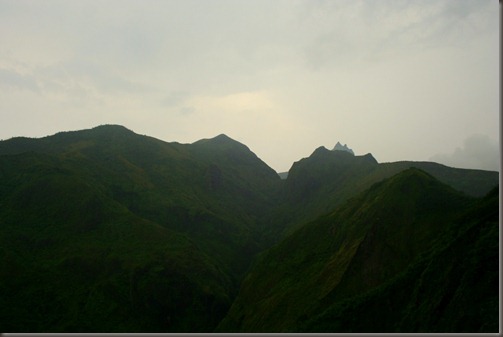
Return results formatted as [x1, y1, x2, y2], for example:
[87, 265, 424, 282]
[383, 167, 439, 191]
[193, 133, 249, 150]
[83, 124, 137, 137]
[91, 124, 133, 132]
[332, 142, 354, 155]
[50, 124, 137, 141]
[312, 146, 330, 156]
[213, 134, 233, 141]
[205, 133, 239, 145]
[362, 153, 378, 165]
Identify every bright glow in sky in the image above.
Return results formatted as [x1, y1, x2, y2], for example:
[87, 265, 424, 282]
[0, 0, 499, 172]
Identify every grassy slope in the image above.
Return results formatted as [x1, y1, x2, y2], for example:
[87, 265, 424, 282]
[216, 168, 495, 332]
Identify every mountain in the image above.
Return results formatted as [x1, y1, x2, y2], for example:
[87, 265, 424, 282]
[216, 169, 498, 332]
[332, 141, 354, 155]
[265, 145, 498, 242]
[0, 125, 281, 332]
[265, 147, 378, 240]
[299, 186, 499, 332]
[0, 125, 498, 333]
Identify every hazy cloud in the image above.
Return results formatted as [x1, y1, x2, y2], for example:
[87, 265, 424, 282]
[301, 0, 496, 69]
[161, 91, 191, 108]
[0, 0, 498, 172]
[0, 67, 39, 92]
[430, 134, 499, 171]
[179, 106, 195, 116]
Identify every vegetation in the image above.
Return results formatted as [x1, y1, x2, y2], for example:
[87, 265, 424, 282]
[298, 186, 499, 332]
[268, 145, 497, 241]
[216, 169, 498, 332]
[0, 125, 498, 332]
[0, 125, 280, 332]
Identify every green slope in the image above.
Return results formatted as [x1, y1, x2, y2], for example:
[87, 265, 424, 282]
[0, 152, 233, 331]
[299, 186, 499, 332]
[0, 125, 281, 332]
[268, 146, 498, 241]
[216, 168, 497, 332]
[0, 125, 498, 333]
[0, 125, 281, 268]
[274, 148, 378, 234]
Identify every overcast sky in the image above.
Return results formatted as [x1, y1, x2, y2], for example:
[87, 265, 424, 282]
[0, 0, 499, 172]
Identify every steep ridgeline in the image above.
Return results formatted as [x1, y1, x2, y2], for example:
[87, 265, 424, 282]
[0, 125, 281, 332]
[216, 169, 499, 332]
[267, 146, 498, 240]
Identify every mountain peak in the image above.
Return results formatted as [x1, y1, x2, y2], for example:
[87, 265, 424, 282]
[91, 124, 132, 132]
[312, 146, 331, 156]
[371, 167, 459, 201]
[213, 133, 233, 141]
[361, 153, 378, 165]
[196, 133, 234, 143]
[50, 124, 137, 141]
[332, 142, 354, 155]
[193, 134, 249, 150]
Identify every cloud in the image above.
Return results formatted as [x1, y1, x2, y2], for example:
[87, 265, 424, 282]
[39, 59, 149, 95]
[300, 0, 496, 70]
[430, 134, 499, 171]
[0, 67, 39, 92]
[179, 106, 195, 116]
[161, 91, 191, 108]
[0, 0, 498, 173]
[190, 91, 277, 113]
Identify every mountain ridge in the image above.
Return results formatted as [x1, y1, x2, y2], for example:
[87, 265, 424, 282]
[0, 125, 498, 332]
[0, 125, 282, 332]
[216, 167, 493, 332]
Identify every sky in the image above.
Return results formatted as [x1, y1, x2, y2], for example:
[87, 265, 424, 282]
[0, 0, 499, 172]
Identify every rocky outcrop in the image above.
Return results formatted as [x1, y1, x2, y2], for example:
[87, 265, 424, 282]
[332, 142, 354, 155]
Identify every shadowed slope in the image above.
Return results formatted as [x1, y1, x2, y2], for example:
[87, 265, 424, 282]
[0, 125, 281, 332]
[0, 125, 498, 332]
[299, 186, 499, 332]
[216, 168, 490, 332]
[267, 146, 497, 241]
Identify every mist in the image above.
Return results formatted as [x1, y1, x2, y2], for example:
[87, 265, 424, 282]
[430, 134, 499, 171]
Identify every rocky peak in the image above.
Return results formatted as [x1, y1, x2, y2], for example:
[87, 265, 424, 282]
[332, 141, 355, 155]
